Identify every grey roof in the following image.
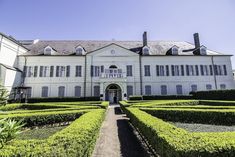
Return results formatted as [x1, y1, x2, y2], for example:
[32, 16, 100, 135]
[20, 40, 227, 56]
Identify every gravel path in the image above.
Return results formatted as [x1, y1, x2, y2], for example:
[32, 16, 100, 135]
[172, 122, 235, 132]
[92, 104, 150, 157]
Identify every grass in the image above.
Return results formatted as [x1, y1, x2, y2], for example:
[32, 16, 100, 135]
[17, 126, 67, 140]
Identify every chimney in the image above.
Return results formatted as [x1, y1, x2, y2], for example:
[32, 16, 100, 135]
[193, 33, 200, 48]
[143, 31, 147, 46]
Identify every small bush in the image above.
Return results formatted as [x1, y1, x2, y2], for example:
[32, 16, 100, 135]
[192, 90, 235, 100]
[129, 96, 143, 100]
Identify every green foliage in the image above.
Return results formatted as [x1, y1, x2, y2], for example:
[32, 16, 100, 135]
[0, 118, 24, 148]
[192, 89, 235, 100]
[0, 104, 23, 111]
[0, 85, 8, 106]
[123, 107, 235, 157]
[141, 108, 235, 125]
[142, 95, 193, 100]
[0, 109, 106, 157]
[129, 95, 143, 100]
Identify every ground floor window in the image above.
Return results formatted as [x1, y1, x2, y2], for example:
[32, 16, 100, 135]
[41, 86, 48, 97]
[145, 85, 151, 95]
[191, 84, 197, 92]
[58, 86, 65, 97]
[206, 84, 212, 90]
[161, 85, 167, 95]
[27, 87, 32, 98]
[127, 85, 133, 97]
[220, 84, 226, 90]
[94, 86, 100, 96]
[176, 85, 182, 95]
[74, 86, 81, 97]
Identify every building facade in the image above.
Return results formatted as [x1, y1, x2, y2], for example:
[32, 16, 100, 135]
[0, 32, 234, 103]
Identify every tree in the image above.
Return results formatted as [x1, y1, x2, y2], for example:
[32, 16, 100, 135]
[0, 84, 8, 106]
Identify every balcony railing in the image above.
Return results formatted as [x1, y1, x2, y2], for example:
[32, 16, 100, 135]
[100, 69, 125, 78]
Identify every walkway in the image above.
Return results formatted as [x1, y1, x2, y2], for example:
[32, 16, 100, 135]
[92, 104, 150, 157]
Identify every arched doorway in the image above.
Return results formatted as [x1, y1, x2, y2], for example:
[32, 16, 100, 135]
[105, 84, 122, 104]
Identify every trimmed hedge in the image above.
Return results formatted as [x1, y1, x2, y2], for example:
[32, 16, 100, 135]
[0, 109, 106, 157]
[142, 95, 193, 100]
[192, 90, 235, 100]
[0, 104, 23, 111]
[0, 109, 90, 127]
[9, 96, 100, 103]
[199, 100, 235, 106]
[141, 108, 235, 125]
[122, 106, 235, 157]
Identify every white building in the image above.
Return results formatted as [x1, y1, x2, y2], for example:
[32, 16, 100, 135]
[0, 32, 234, 103]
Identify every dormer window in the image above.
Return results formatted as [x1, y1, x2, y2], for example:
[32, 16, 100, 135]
[143, 46, 150, 55]
[44, 46, 52, 55]
[75, 46, 85, 55]
[172, 46, 179, 55]
[200, 46, 207, 55]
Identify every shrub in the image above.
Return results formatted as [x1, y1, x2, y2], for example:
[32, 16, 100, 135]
[192, 90, 235, 100]
[141, 108, 235, 125]
[123, 107, 235, 157]
[0, 104, 23, 111]
[24, 97, 100, 103]
[0, 109, 106, 157]
[0, 118, 24, 148]
[0, 84, 8, 106]
[129, 95, 143, 100]
[142, 95, 193, 100]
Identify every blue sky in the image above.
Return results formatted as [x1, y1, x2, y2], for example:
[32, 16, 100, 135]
[1, 0, 235, 67]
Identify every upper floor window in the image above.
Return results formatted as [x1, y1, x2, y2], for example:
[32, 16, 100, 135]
[144, 65, 151, 76]
[126, 65, 133, 77]
[156, 65, 165, 76]
[56, 66, 70, 77]
[44, 47, 52, 55]
[171, 65, 180, 76]
[75, 66, 82, 77]
[39, 66, 50, 77]
[172, 46, 179, 55]
[91, 66, 100, 77]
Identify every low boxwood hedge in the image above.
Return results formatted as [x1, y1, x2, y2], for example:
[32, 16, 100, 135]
[0, 109, 106, 157]
[192, 90, 235, 100]
[141, 108, 235, 125]
[122, 107, 235, 157]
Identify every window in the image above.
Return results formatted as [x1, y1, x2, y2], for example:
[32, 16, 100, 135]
[91, 66, 100, 77]
[220, 84, 226, 90]
[94, 86, 100, 96]
[50, 66, 54, 77]
[58, 86, 65, 97]
[195, 65, 199, 76]
[127, 85, 133, 97]
[171, 65, 180, 76]
[189, 65, 195, 76]
[44, 47, 52, 55]
[27, 87, 32, 98]
[223, 65, 227, 75]
[214, 65, 218, 75]
[206, 84, 212, 90]
[161, 85, 167, 95]
[33, 66, 38, 77]
[156, 65, 165, 76]
[144, 65, 151, 76]
[145, 85, 151, 95]
[191, 85, 197, 92]
[56, 66, 67, 77]
[209, 65, 213, 75]
[200, 46, 207, 55]
[27, 66, 34, 77]
[74, 86, 81, 97]
[172, 47, 178, 55]
[75, 66, 82, 77]
[76, 47, 83, 55]
[166, 65, 169, 76]
[39, 66, 50, 77]
[66, 66, 70, 77]
[143, 47, 150, 55]
[126, 65, 133, 76]
[41, 86, 48, 97]
[181, 65, 184, 76]
[176, 85, 183, 95]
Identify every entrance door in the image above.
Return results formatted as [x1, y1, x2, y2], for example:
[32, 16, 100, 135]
[105, 84, 121, 104]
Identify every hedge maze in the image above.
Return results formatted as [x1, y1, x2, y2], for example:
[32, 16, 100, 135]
[0, 101, 108, 156]
[120, 100, 235, 157]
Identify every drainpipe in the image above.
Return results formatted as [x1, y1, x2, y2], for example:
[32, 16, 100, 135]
[139, 54, 143, 95]
[84, 55, 87, 97]
[211, 56, 217, 89]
